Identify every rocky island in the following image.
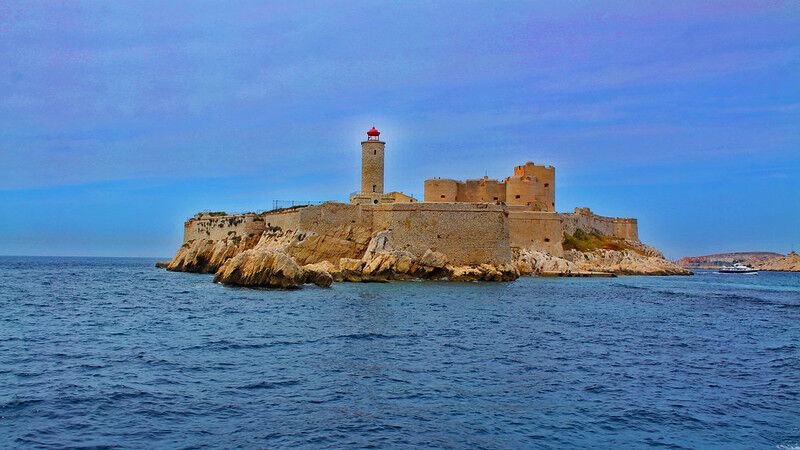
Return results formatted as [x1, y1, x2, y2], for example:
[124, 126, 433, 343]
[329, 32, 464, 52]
[674, 251, 800, 272]
[755, 252, 800, 271]
[161, 127, 689, 287]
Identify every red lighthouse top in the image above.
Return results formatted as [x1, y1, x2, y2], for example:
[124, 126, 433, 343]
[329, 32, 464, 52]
[366, 126, 380, 140]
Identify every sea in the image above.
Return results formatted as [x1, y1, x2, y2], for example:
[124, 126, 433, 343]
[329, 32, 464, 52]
[1, 256, 799, 449]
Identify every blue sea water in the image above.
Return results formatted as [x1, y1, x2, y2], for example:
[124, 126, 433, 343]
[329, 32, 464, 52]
[1, 257, 799, 449]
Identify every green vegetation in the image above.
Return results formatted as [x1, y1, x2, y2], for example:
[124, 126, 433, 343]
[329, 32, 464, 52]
[562, 229, 635, 253]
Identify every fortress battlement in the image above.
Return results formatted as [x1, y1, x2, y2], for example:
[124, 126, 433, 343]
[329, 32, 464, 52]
[424, 161, 555, 212]
[571, 207, 637, 224]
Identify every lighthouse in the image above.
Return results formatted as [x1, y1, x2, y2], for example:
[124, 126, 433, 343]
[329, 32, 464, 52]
[350, 126, 391, 205]
[361, 126, 385, 196]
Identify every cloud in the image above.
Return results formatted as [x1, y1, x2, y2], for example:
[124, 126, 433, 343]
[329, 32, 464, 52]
[535, 47, 798, 93]
[0, 0, 798, 191]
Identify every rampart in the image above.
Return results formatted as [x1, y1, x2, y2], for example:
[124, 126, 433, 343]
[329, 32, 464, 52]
[183, 203, 637, 263]
[184, 213, 266, 242]
[424, 179, 460, 202]
[371, 202, 510, 265]
[509, 162, 555, 210]
[507, 209, 564, 255]
[183, 202, 512, 266]
[424, 162, 555, 212]
[560, 207, 638, 241]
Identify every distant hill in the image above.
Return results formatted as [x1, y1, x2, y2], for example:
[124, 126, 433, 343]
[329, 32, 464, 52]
[674, 252, 782, 269]
[755, 252, 800, 271]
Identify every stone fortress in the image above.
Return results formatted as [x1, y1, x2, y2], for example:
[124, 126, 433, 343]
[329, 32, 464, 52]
[346, 126, 637, 256]
[185, 126, 638, 258]
[167, 126, 687, 287]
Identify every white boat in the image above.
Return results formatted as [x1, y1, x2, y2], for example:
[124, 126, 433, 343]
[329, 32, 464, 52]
[718, 263, 758, 274]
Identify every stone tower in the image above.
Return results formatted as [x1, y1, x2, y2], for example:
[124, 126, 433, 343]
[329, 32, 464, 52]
[361, 126, 385, 195]
[350, 126, 391, 205]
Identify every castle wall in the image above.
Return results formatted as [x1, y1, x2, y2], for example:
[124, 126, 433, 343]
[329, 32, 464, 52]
[186, 202, 512, 266]
[507, 207, 638, 254]
[261, 209, 302, 232]
[508, 162, 555, 211]
[424, 162, 554, 211]
[182, 204, 637, 267]
[507, 210, 563, 256]
[424, 179, 459, 202]
[371, 202, 511, 265]
[505, 176, 537, 207]
[270, 202, 378, 264]
[184, 213, 266, 242]
[560, 208, 638, 241]
[459, 178, 506, 203]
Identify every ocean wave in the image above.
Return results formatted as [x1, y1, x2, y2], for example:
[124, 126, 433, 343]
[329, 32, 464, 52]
[237, 380, 302, 390]
[1, 398, 43, 411]
[334, 332, 402, 340]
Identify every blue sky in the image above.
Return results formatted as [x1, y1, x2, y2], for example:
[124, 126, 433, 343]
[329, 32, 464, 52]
[0, 1, 798, 258]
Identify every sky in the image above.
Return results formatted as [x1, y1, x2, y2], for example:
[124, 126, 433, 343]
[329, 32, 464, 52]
[0, 1, 798, 259]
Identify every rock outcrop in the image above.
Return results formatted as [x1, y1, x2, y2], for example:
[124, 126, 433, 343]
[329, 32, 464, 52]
[213, 249, 331, 288]
[562, 249, 692, 275]
[513, 248, 691, 276]
[204, 229, 520, 287]
[250, 226, 372, 266]
[514, 249, 580, 275]
[167, 235, 261, 273]
[302, 261, 339, 285]
[446, 263, 519, 281]
[755, 252, 800, 272]
[357, 249, 516, 282]
[337, 258, 368, 282]
[357, 231, 517, 282]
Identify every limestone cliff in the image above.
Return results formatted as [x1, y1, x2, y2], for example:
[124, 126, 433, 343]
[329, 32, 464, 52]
[167, 220, 519, 287]
[211, 229, 518, 287]
[561, 249, 691, 275]
[513, 248, 691, 276]
[213, 249, 332, 288]
[167, 234, 261, 274]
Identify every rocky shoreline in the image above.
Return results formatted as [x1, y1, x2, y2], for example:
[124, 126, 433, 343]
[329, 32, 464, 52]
[514, 248, 691, 277]
[161, 227, 690, 288]
[754, 252, 800, 272]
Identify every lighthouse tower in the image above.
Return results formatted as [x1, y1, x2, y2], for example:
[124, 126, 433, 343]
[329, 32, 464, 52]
[361, 126, 385, 195]
[350, 126, 391, 205]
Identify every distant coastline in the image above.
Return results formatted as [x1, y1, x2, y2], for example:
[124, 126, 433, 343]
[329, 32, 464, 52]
[675, 251, 800, 272]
